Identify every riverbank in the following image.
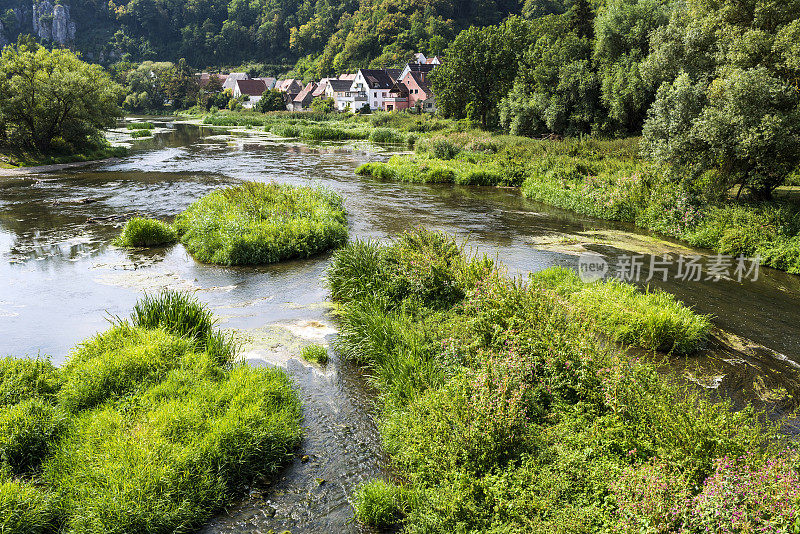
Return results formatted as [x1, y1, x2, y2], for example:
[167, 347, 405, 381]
[358, 131, 800, 276]
[0, 147, 128, 173]
[328, 229, 796, 532]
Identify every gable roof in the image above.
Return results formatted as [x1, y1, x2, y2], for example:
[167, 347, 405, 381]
[293, 82, 317, 103]
[276, 79, 303, 94]
[222, 72, 249, 90]
[312, 79, 330, 97]
[358, 69, 395, 89]
[327, 79, 353, 92]
[235, 79, 267, 97]
[256, 77, 277, 89]
[339, 73, 356, 80]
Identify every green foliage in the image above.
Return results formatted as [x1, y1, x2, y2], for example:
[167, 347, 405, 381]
[129, 129, 152, 138]
[174, 182, 348, 265]
[125, 122, 155, 130]
[130, 290, 236, 366]
[300, 344, 329, 364]
[0, 293, 301, 533]
[0, 358, 61, 408]
[114, 217, 177, 247]
[642, 68, 800, 200]
[433, 18, 527, 128]
[327, 228, 774, 533]
[530, 267, 711, 354]
[0, 38, 123, 155]
[0, 478, 59, 534]
[352, 479, 409, 527]
[254, 89, 287, 113]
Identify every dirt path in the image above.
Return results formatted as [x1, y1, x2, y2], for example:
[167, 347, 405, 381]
[0, 158, 122, 177]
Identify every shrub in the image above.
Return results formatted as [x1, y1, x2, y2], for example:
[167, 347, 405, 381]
[327, 229, 768, 533]
[114, 218, 177, 247]
[300, 344, 328, 364]
[430, 139, 461, 160]
[129, 130, 152, 138]
[352, 479, 409, 527]
[174, 182, 348, 266]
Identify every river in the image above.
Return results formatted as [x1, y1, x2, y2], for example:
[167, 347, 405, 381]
[1, 120, 799, 532]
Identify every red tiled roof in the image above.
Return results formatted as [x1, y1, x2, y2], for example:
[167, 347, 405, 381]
[235, 79, 267, 96]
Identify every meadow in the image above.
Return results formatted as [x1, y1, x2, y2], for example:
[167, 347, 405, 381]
[174, 181, 348, 265]
[327, 229, 794, 533]
[0, 291, 301, 533]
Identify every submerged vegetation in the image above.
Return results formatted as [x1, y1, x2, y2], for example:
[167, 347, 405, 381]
[328, 229, 789, 532]
[0, 291, 301, 533]
[114, 217, 177, 247]
[174, 181, 348, 266]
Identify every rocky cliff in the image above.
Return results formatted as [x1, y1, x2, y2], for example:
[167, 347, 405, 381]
[32, 1, 76, 45]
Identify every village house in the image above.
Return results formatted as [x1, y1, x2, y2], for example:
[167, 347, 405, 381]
[233, 79, 267, 108]
[401, 70, 436, 112]
[350, 69, 400, 111]
[290, 82, 318, 111]
[383, 81, 410, 112]
[325, 78, 357, 111]
[255, 77, 277, 90]
[222, 72, 249, 91]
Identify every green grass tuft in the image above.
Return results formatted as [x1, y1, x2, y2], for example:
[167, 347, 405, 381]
[299, 344, 328, 364]
[114, 218, 177, 248]
[174, 181, 348, 266]
[530, 267, 711, 354]
[126, 122, 155, 130]
[352, 479, 409, 527]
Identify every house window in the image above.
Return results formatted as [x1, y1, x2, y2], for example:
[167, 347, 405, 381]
[382, 92, 386, 97]
[373, 92, 377, 97]
[373, 101, 378, 108]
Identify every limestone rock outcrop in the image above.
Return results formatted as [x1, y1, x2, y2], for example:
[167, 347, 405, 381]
[32, 1, 75, 45]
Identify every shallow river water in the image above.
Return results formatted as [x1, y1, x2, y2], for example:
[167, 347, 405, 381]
[2, 120, 800, 532]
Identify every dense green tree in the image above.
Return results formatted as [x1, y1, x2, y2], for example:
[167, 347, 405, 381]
[592, 0, 671, 131]
[254, 89, 288, 112]
[164, 58, 198, 109]
[0, 38, 123, 154]
[641, 0, 800, 198]
[119, 61, 174, 112]
[432, 18, 527, 128]
[499, 16, 601, 136]
[643, 69, 800, 200]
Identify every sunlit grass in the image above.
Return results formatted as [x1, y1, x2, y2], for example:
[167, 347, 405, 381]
[114, 217, 177, 247]
[174, 181, 348, 266]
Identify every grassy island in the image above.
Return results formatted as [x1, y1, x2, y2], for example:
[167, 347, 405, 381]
[174, 182, 348, 266]
[0, 291, 301, 533]
[115, 217, 177, 247]
[329, 229, 791, 533]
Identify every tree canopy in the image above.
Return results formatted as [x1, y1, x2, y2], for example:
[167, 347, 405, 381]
[0, 38, 123, 154]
